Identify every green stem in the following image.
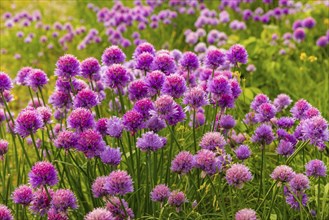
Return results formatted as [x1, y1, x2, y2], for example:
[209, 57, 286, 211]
[258, 145, 265, 202]
[256, 181, 277, 212]
[192, 108, 197, 154]
[207, 175, 227, 219]
[28, 87, 36, 108]
[30, 132, 41, 160]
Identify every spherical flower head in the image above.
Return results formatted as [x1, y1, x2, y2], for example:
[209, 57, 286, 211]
[145, 70, 165, 96]
[251, 124, 274, 146]
[226, 164, 252, 188]
[135, 52, 154, 72]
[122, 110, 144, 133]
[95, 118, 109, 136]
[150, 184, 170, 202]
[85, 208, 114, 220]
[92, 176, 109, 198]
[30, 188, 54, 216]
[293, 28, 306, 41]
[104, 170, 134, 196]
[16, 67, 33, 86]
[235, 208, 257, 220]
[26, 69, 49, 89]
[273, 94, 292, 111]
[49, 90, 71, 108]
[161, 74, 187, 99]
[80, 57, 101, 80]
[133, 98, 154, 119]
[220, 114, 236, 129]
[154, 95, 175, 117]
[146, 116, 166, 132]
[107, 116, 123, 138]
[180, 52, 199, 71]
[230, 79, 242, 99]
[302, 17, 316, 29]
[55, 54, 80, 79]
[305, 159, 327, 177]
[277, 117, 295, 129]
[165, 103, 186, 126]
[152, 53, 176, 75]
[255, 103, 276, 122]
[15, 109, 44, 138]
[106, 197, 134, 219]
[29, 161, 58, 188]
[208, 75, 231, 96]
[134, 42, 156, 58]
[226, 44, 248, 65]
[100, 147, 121, 166]
[305, 107, 320, 119]
[74, 89, 99, 109]
[102, 46, 126, 66]
[251, 94, 270, 111]
[285, 190, 308, 210]
[76, 129, 106, 158]
[0, 72, 12, 92]
[289, 173, 310, 192]
[183, 87, 208, 109]
[12, 185, 33, 205]
[235, 145, 251, 160]
[271, 165, 295, 182]
[37, 106, 52, 124]
[0, 139, 9, 158]
[168, 191, 187, 208]
[316, 36, 328, 47]
[67, 108, 95, 132]
[137, 131, 166, 152]
[0, 204, 13, 220]
[200, 132, 226, 151]
[51, 189, 77, 212]
[103, 64, 129, 89]
[171, 151, 194, 174]
[291, 99, 311, 120]
[276, 140, 295, 157]
[128, 79, 149, 101]
[194, 149, 219, 175]
[300, 116, 329, 150]
[0, 90, 13, 106]
[47, 209, 69, 220]
[205, 49, 226, 69]
[54, 130, 77, 150]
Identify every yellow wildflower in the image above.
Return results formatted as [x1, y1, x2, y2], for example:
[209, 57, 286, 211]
[300, 52, 307, 61]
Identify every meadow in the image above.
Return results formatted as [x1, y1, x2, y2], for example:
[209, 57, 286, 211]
[0, 0, 328, 219]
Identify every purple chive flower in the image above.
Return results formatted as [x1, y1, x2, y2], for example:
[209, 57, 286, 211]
[291, 99, 311, 120]
[54, 130, 77, 150]
[80, 57, 101, 80]
[300, 116, 329, 150]
[0, 90, 13, 106]
[15, 109, 43, 138]
[12, 185, 33, 205]
[74, 89, 99, 109]
[16, 67, 33, 86]
[183, 87, 208, 109]
[51, 189, 77, 212]
[27, 69, 49, 89]
[100, 147, 121, 166]
[0, 72, 12, 92]
[316, 36, 328, 47]
[92, 176, 109, 198]
[226, 164, 252, 188]
[146, 116, 166, 132]
[0, 204, 14, 220]
[166, 103, 186, 126]
[161, 74, 187, 99]
[152, 53, 176, 75]
[135, 52, 154, 72]
[133, 98, 154, 119]
[150, 184, 170, 202]
[305, 107, 320, 119]
[30, 188, 54, 216]
[47, 209, 69, 220]
[235, 145, 251, 160]
[226, 44, 248, 65]
[48, 90, 71, 108]
[103, 64, 129, 89]
[290, 174, 310, 191]
[274, 94, 292, 111]
[55, 54, 80, 79]
[305, 159, 327, 177]
[96, 118, 109, 136]
[107, 116, 123, 138]
[136, 131, 166, 152]
[134, 42, 156, 57]
[194, 149, 219, 175]
[67, 108, 94, 132]
[235, 208, 257, 220]
[128, 80, 149, 101]
[168, 191, 187, 208]
[145, 70, 165, 96]
[285, 190, 308, 210]
[251, 94, 270, 111]
[293, 28, 306, 41]
[106, 197, 134, 219]
[171, 151, 194, 174]
[29, 161, 58, 188]
[76, 129, 105, 158]
[276, 140, 295, 157]
[205, 49, 226, 69]
[37, 106, 52, 124]
[208, 76, 231, 96]
[302, 17, 316, 29]
[0, 140, 9, 159]
[200, 132, 226, 151]
[102, 46, 126, 66]
[277, 117, 295, 129]
[180, 52, 199, 71]
[85, 208, 114, 220]
[251, 124, 274, 146]
[122, 110, 144, 133]
[154, 95, 175, 117]
[271, 165, 295, 182]
[104, 170, 134, 196]
[220, 114, 236, 129]
[255, 103, 276, 122]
